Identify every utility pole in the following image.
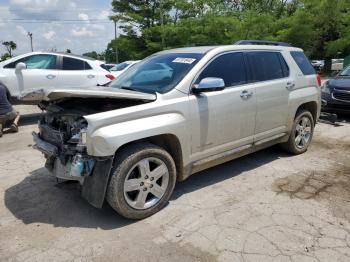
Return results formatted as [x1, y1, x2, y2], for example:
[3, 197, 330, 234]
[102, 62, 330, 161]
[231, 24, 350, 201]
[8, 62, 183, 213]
[27, 32, 33, 52]
[113, 20, 119, 64]
[160, 0, 165, 49]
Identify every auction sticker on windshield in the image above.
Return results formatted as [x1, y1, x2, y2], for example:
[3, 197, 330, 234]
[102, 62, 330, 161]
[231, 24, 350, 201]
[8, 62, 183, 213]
[172, 58, 196, 64]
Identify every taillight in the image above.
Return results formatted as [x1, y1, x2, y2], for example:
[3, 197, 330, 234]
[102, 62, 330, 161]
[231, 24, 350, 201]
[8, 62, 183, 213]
[316, 74, 321, 87]
[106, 74, 115, 81]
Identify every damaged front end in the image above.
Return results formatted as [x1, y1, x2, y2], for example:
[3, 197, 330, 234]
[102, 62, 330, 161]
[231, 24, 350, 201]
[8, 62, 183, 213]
[32, 101, 115, 207]
[33, 108, 96, 183]
[30, 87, 156, 208]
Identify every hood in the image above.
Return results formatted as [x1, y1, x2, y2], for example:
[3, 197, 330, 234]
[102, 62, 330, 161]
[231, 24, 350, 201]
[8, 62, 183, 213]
[19, 86, 157, 103]
[328, 77, 350, 89]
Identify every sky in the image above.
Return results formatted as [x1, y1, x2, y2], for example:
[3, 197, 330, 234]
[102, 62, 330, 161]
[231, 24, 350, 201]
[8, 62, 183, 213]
[0, 0, 116, 56]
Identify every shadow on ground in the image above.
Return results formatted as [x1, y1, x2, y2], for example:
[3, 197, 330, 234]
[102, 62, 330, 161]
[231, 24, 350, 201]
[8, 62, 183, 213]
[18, 113, 41, 126]
[172, 146, 286, 199]
[4, 146, 287, 229]
[319, 111, 350, 126]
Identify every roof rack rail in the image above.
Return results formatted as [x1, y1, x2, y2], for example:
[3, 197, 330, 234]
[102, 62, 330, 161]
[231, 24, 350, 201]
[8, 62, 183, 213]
[234, 40, 292, 47]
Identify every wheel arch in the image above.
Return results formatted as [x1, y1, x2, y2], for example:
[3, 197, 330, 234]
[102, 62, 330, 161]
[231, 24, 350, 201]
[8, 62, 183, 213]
[295, 101, 319, 125]
[114, 134, 185, 181]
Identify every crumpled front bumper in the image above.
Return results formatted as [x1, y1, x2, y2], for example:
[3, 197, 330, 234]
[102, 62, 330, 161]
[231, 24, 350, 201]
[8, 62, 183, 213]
[32, 131, 114, 208]
[32, 131, 58, 158]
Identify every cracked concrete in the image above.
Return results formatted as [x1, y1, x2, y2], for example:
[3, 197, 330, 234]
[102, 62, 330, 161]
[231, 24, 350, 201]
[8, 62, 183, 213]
[0, 106, 350, 262]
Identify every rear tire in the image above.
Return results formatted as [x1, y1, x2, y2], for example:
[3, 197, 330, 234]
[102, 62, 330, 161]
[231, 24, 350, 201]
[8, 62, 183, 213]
[106, 143, 176, 220]
[281, 110, 314, 155]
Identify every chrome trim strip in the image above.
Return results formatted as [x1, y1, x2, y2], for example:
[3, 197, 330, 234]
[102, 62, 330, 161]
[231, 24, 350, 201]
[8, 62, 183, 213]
[332, 93, 350, 103]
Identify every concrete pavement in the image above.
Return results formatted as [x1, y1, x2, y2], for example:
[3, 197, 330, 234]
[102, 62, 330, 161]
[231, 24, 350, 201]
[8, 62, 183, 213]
[0, 106, 350, 262]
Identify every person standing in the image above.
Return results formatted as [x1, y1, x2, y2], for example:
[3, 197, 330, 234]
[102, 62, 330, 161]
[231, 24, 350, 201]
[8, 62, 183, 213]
[0, 83, 20, 137]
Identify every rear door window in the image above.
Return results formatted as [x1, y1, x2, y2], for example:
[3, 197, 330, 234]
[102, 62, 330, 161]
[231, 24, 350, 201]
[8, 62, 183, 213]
[62, 57, 92, 70]
[246, 52, 288, 82]
[198, 52, 247, 87]
[290, 51, 315, 75]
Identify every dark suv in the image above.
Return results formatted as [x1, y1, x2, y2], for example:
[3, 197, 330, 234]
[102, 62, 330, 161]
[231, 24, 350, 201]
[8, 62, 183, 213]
[322, 65, 350, 113]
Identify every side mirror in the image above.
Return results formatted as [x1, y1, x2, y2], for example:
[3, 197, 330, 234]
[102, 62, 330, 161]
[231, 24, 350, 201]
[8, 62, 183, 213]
[16, 62, 26, 71]
[192, 77, 225, 94]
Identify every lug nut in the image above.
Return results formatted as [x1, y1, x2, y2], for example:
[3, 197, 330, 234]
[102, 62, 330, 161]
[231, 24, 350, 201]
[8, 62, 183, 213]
[150, 184, 153, 188]
[143, 187, 147, 191]
[145, 175, 149, 179]
[140, 182, 144, 186]
[150, 177, 154, 181]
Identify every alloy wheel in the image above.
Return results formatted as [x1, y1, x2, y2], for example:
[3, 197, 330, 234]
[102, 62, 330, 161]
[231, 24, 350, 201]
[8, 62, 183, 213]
[294, 116, 312, 149]
[123, 157, 169, 210]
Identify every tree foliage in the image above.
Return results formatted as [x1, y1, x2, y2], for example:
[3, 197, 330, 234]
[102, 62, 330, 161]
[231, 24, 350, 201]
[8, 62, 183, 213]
[2, 41, 17, 57]
[0, 53, 11, 62]
[106, 0, 350, 72]
[82, 51, 105, 60]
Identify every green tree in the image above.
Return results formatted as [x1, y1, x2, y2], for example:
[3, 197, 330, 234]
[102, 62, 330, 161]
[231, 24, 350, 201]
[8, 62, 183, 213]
[276, 0, 350, 73]
[0, 53, 11, 61]
[2, 41, 17, 57]
[83, 51, 98, 59]
[83, 51, 105, 60]
[111, 0, 173, 28]
[106, 0, 350, 72]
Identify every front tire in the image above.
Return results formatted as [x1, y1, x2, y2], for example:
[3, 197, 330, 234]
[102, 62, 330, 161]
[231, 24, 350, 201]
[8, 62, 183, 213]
[281, 110, 314, 155]
[106, 143, 176, 220]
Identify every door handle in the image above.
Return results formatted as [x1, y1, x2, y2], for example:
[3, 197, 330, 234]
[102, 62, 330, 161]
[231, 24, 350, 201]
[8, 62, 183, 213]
[240, 90, 253, 100]
[286, 82, 295, 90]
[87, 74, 95, 79]
[46, 74, 56, 80]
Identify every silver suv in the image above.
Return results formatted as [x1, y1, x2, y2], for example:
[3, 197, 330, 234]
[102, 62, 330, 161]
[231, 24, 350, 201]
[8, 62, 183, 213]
[31, 40, 321, 219]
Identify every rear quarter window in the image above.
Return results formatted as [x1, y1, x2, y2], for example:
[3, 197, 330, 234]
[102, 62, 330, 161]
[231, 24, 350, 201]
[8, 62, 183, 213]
[290, 51, 316, 75]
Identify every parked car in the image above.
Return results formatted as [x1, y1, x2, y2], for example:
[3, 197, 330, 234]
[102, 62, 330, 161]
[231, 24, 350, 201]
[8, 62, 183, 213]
[109, 60, 140, 78]
[332, 59, 344, 72]
[101, 63, 117, 71]
[0, 52, 115, 103]
[30, 40, 321, 219]
[322, 65, 350, 113]
[311, 60, 324, 71]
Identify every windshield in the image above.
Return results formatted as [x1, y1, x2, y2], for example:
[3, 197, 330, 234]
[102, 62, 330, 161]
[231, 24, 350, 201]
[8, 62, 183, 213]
[340, 66, 350, 76]
[109, 53, 203, 94]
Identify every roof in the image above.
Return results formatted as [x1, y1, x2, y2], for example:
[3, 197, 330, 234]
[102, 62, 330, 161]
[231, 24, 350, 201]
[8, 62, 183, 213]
[157, 44, 302, 55]
[157, 46, 218, 55]
[16, 51, 98, 61]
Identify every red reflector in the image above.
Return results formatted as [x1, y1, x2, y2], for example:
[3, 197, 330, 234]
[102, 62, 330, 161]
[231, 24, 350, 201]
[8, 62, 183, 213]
[106, 74, 115, 81]
[316, 74, 321, 87]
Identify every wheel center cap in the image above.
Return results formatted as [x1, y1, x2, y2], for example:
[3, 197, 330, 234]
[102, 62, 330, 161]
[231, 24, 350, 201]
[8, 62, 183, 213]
[144, 180, 152, 187]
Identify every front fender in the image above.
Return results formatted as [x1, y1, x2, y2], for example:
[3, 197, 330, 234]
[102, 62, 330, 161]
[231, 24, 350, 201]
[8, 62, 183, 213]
[86, 113, 187, 157]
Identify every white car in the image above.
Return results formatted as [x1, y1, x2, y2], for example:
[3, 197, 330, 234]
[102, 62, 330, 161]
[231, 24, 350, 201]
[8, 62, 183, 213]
[0, 52, 115, 103]
[109, 60, 140, 78]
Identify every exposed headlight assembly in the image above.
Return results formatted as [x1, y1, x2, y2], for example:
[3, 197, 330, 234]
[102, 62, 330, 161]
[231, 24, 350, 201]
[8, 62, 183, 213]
[68, 129, 87, 146]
